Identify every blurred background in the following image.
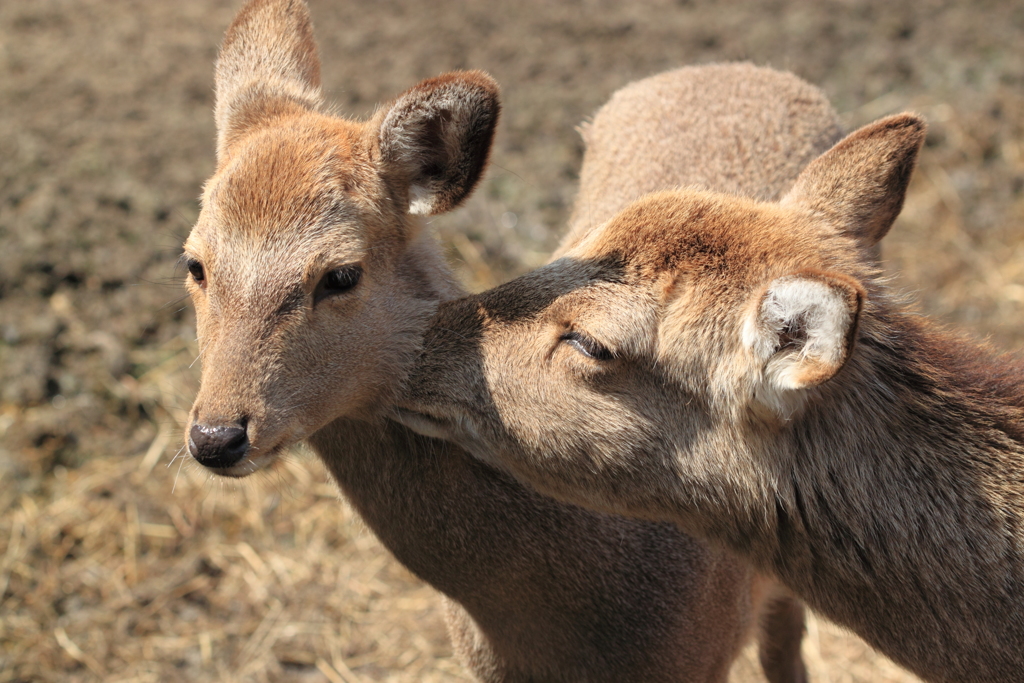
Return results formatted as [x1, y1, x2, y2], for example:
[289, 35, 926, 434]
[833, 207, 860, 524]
[1, 0, 1022, 680]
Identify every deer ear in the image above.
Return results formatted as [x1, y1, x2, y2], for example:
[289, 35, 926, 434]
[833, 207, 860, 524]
[375, 71, 501, 215]
[780, 113, 925, 249]
[743, 271, 864, 412]
[214, 0, 323, 161]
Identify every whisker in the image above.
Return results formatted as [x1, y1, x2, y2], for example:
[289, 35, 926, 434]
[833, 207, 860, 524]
[166, 444, 187, 469]
[171, 449, 188, 493]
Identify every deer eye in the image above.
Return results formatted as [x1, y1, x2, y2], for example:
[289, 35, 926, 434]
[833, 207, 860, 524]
[186, 258, 205, 286]
[316, 264, 363, 302]
[561, 331, 614, 361]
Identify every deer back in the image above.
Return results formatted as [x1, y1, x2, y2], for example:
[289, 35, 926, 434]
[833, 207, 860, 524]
[558, 63, 842, 256]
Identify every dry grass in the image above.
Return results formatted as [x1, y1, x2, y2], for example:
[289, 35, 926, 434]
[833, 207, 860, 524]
[0, 381, 924, 683]
[3, 0, 1024, 681]
[1, 338, 467, 683]
[0, 451, 468, 683]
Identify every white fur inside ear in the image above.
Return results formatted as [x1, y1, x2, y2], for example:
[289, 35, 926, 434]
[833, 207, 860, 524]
[408, 184, 434, 215]
[743, 275, 856, 415]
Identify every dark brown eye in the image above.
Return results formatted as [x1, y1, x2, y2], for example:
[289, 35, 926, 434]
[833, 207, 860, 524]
[561, 331, 614, 361]
[187, 258, 205, 285]
[316, 264, 362, 302]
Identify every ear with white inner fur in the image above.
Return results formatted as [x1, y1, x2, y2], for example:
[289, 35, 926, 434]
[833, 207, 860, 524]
[780, 113, 925, 249]
[375, 71, 501, 215]
[214, 0, 324, 161]
[743, 271, 864, 413]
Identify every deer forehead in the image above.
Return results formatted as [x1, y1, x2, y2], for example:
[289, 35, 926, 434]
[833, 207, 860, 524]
[556, 190, 864, 377]
[197, 116, 387, 244]
[186, 121, 400, 286]
[579, 191, 826, 273]
[574, 190, 853, 306]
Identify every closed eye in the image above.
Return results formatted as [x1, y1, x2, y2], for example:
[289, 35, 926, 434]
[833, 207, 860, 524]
[315, 264, 362, 303]
[561, 330, 614, 361]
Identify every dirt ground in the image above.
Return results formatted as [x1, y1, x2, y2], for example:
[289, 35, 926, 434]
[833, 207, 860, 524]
[1, 0, 1023, 681]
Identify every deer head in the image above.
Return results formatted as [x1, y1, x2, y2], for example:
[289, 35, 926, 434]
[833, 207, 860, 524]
[183, 0, 499, 476]
[395, 114, 925, 521]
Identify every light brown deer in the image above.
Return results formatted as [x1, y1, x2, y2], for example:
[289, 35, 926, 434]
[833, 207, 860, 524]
[181, 1, 842, 680]
[395, 111, 1024, 683]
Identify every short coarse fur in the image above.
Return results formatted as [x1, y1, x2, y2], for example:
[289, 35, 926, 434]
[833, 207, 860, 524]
[182, 1, 846, 681]
[399, 110, 1024, 683]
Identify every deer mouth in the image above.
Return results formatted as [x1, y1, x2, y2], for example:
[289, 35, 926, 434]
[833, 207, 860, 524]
[390, 407, 456, 441]
[390, 406, 521, 475]
[390, 406, 493, 453]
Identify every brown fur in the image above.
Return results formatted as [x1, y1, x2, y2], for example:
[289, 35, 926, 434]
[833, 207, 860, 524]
[562, 63, 842, 256]
[398, 112, 1024, 683]
[183, 1, 839, 680]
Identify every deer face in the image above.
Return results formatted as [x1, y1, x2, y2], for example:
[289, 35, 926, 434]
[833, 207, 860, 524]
[184, 0, 498, 476]
[395, 191, 856, 516]
[185, 118, 427, 475]
[395, 114, 923, 519]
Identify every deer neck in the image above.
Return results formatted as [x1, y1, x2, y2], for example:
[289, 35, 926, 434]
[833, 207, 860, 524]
[307, 414, 737, 678]
[729, 306, 1024, 682]
[305, 225, 476, 582]
[308, 419, 506, 588]
[303, 232, 721, 673]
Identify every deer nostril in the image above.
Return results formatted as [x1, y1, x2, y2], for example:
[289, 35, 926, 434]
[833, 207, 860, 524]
[188, 422, 250, 469]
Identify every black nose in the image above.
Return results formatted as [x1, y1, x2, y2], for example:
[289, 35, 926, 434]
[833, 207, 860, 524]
[188, 422, 249, 468]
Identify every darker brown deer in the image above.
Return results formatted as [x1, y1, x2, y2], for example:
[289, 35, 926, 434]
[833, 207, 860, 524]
[181, 1, 842, 680]
[396, 112, 1024, 683]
